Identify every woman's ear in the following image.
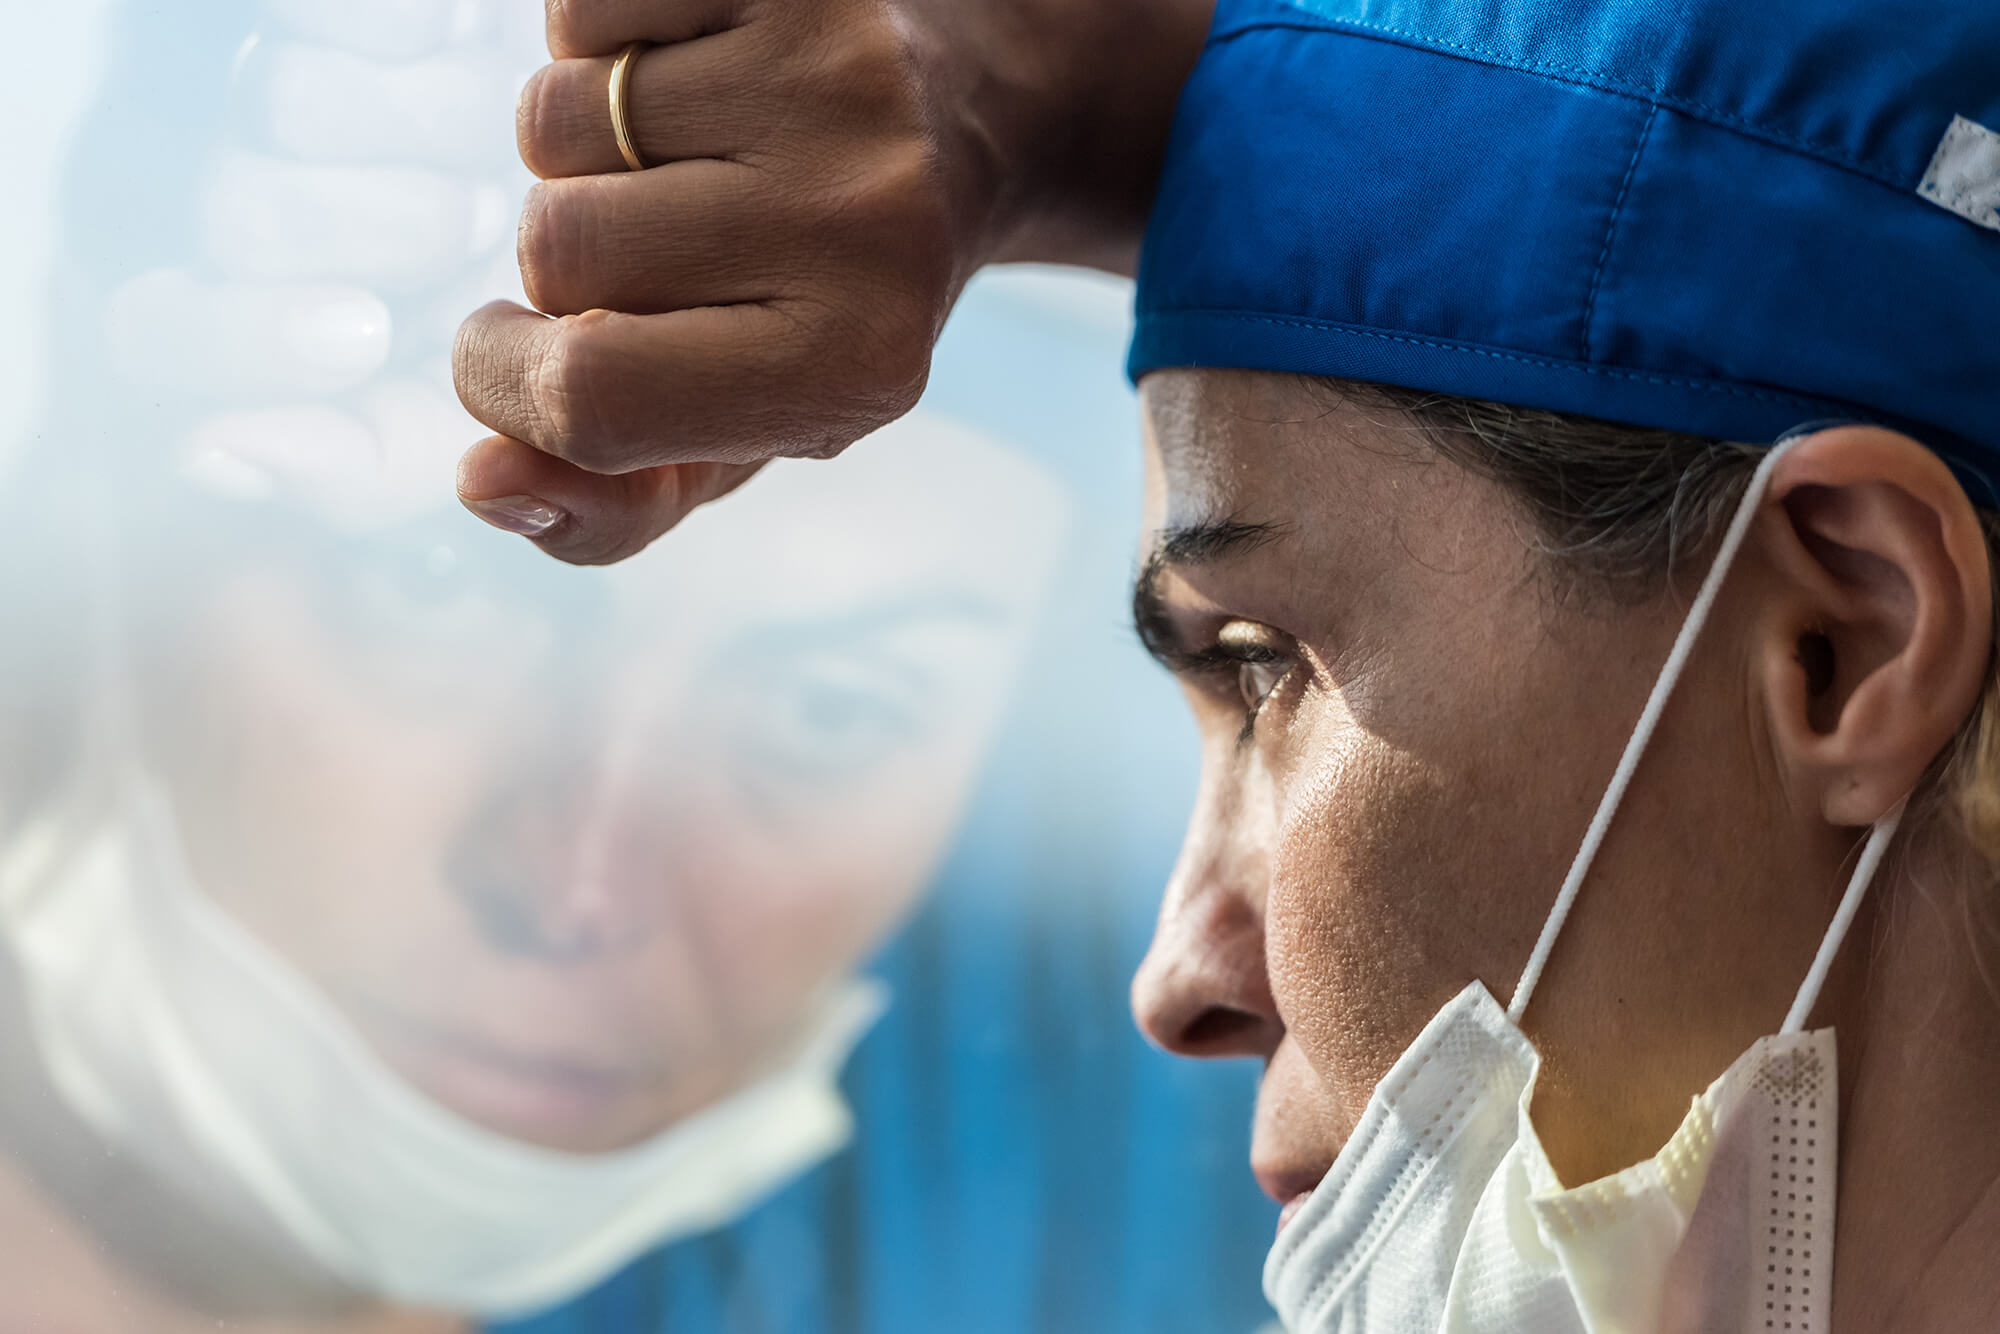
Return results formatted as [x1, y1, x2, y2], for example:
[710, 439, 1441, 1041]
[1755, 426, 1992, 828]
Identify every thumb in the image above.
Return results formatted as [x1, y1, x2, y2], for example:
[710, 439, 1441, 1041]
[457, 434, 765, 564]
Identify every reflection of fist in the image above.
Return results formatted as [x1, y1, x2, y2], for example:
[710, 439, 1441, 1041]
[452, 0, 1214, 565]
[105, 0, 531, 530]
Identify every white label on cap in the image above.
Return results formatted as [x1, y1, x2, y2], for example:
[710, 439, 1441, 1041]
[1919, 115, 2000, 233]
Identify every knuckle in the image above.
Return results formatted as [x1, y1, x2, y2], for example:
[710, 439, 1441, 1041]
[516, 182, 583, 315]
[857, 330, 934, 421]
[791, 426, 863, 463]
[836, 306, 932, 406]
[450, 309, 485, 390]
[453, 302, 524, 424]
[818, 142, 953, 265]
[772, 291, 935, 438]
[569, 474, 680, 564]
[515, 65, 569, 177]
[872, 144, 954, 242]
[799, 369, 923, 460]
[537, 317, 629, 472]
[853, 138, 929, 203]
[806, 17, 920, 125]
[533, 321, 592, 454]
[841, 281, 942, 393]
[864, 341, 932, 419]
[543, 0, 588, 55]
[554, 523, 650, 566]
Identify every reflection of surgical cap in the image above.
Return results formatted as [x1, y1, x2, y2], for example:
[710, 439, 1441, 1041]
[1130, 0, 2000, 498]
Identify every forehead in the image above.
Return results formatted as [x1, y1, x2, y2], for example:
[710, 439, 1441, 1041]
[171, 411, 1072, 632]
[617, 411, 1072, 623]
[1134, 370, 1552, 627]
[1139, 369, 1434, 540]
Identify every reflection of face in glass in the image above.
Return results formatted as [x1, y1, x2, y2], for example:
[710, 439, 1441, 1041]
[129, 414, 1070, 1154]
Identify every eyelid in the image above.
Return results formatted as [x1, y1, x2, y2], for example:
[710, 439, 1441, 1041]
[1208, 620, 1294, 738]
[1161, 615, 1282, 674]
[1216, 618, 1286, 655]
[1176, 635, 1285, 677]
[1166, 620, 1292, 712]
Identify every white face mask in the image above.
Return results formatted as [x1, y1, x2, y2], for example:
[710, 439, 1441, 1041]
[1264, 437, 1896, 1334]
[0, 776, 886, 1319]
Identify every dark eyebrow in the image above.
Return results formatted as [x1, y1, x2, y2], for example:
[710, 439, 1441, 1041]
[1131, 519, 1288, 672]
[1155, 519, 1286, 567]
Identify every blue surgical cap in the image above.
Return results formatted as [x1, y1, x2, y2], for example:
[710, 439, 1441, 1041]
[1129, 0, 2000, 500]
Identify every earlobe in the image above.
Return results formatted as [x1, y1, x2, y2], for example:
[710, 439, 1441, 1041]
[1758, 427, 1993, 828]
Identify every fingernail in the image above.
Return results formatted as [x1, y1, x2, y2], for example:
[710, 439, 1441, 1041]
[468, 494, 565, 537]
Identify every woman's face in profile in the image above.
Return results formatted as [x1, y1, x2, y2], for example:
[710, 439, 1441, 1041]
[1130, 369, 1837, 1211]
[129, 416, 1068, 1153]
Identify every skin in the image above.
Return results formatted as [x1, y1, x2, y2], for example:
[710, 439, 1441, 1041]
[440, 0, 2000, 1322]
[1125, 370, 2000, 1330]
[138, 419, 1064, 1154]
[0, 418, 1066, 1331]
[19, 1, 1123, 1320]
[452, 0, 1214, 563]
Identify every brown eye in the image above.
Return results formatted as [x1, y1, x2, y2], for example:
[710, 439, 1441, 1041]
[1237, 658, 1286, 714]
[1215, 619, 1291, 723]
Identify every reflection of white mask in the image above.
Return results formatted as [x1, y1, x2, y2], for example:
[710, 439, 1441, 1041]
[1266, 438, 1895, 1334]
[0, 778, 886, 1319]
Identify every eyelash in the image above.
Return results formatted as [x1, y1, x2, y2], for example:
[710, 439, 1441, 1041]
[1184, 640, 1292, 741]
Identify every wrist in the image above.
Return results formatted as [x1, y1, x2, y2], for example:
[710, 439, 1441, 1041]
[914, 0, 1215, 276]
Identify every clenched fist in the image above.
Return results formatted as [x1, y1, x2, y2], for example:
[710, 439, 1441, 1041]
[453, 0, 1211, 563]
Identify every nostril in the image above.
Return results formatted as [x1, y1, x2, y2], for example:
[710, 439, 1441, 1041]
[1130, 897, 1280, 1059]
[1180, 1006, 1264, 1052]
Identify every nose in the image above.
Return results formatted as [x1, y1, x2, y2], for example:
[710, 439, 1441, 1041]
[447, 709, 692, 965]
[1131, 775, 1284, 1060]
[447, 776, 687, 965]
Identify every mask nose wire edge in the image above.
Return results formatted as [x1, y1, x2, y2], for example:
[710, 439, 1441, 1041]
[1507, 437, 1804, 1023]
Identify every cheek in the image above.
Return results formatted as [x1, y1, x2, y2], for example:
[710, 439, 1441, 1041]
[146, 582, 513, 973]
[1260, 703, 1551, 1119]
[666, 721, 987, 1032]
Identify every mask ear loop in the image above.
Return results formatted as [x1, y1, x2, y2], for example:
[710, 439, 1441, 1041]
[1780, 805, 1901, 1034]
[1508, 437, 1803, 1023]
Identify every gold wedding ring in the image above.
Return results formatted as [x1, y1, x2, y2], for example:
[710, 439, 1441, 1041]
[609, 41, 650, 172]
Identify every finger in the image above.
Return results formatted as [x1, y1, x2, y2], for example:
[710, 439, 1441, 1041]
[236, 40, 517, 170]
[543, 0, 744, 60]
[455, 299, 918, 475]
[518, 37, 749, 178]
[106, 270, 391, 398]
[263, 0, 462, 64]
[458, 433, 764, 564]
[518, 163, 794, 316]
[202, 151, 511, 289]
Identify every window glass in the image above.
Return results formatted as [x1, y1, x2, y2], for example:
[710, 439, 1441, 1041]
[0, 3, 1271, 1332]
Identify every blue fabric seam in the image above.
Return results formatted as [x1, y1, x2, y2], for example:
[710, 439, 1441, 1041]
[1136, 309, 1847, 410]
[1581, 103, 1657, 364]
[1204, 14, 1917, 194]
